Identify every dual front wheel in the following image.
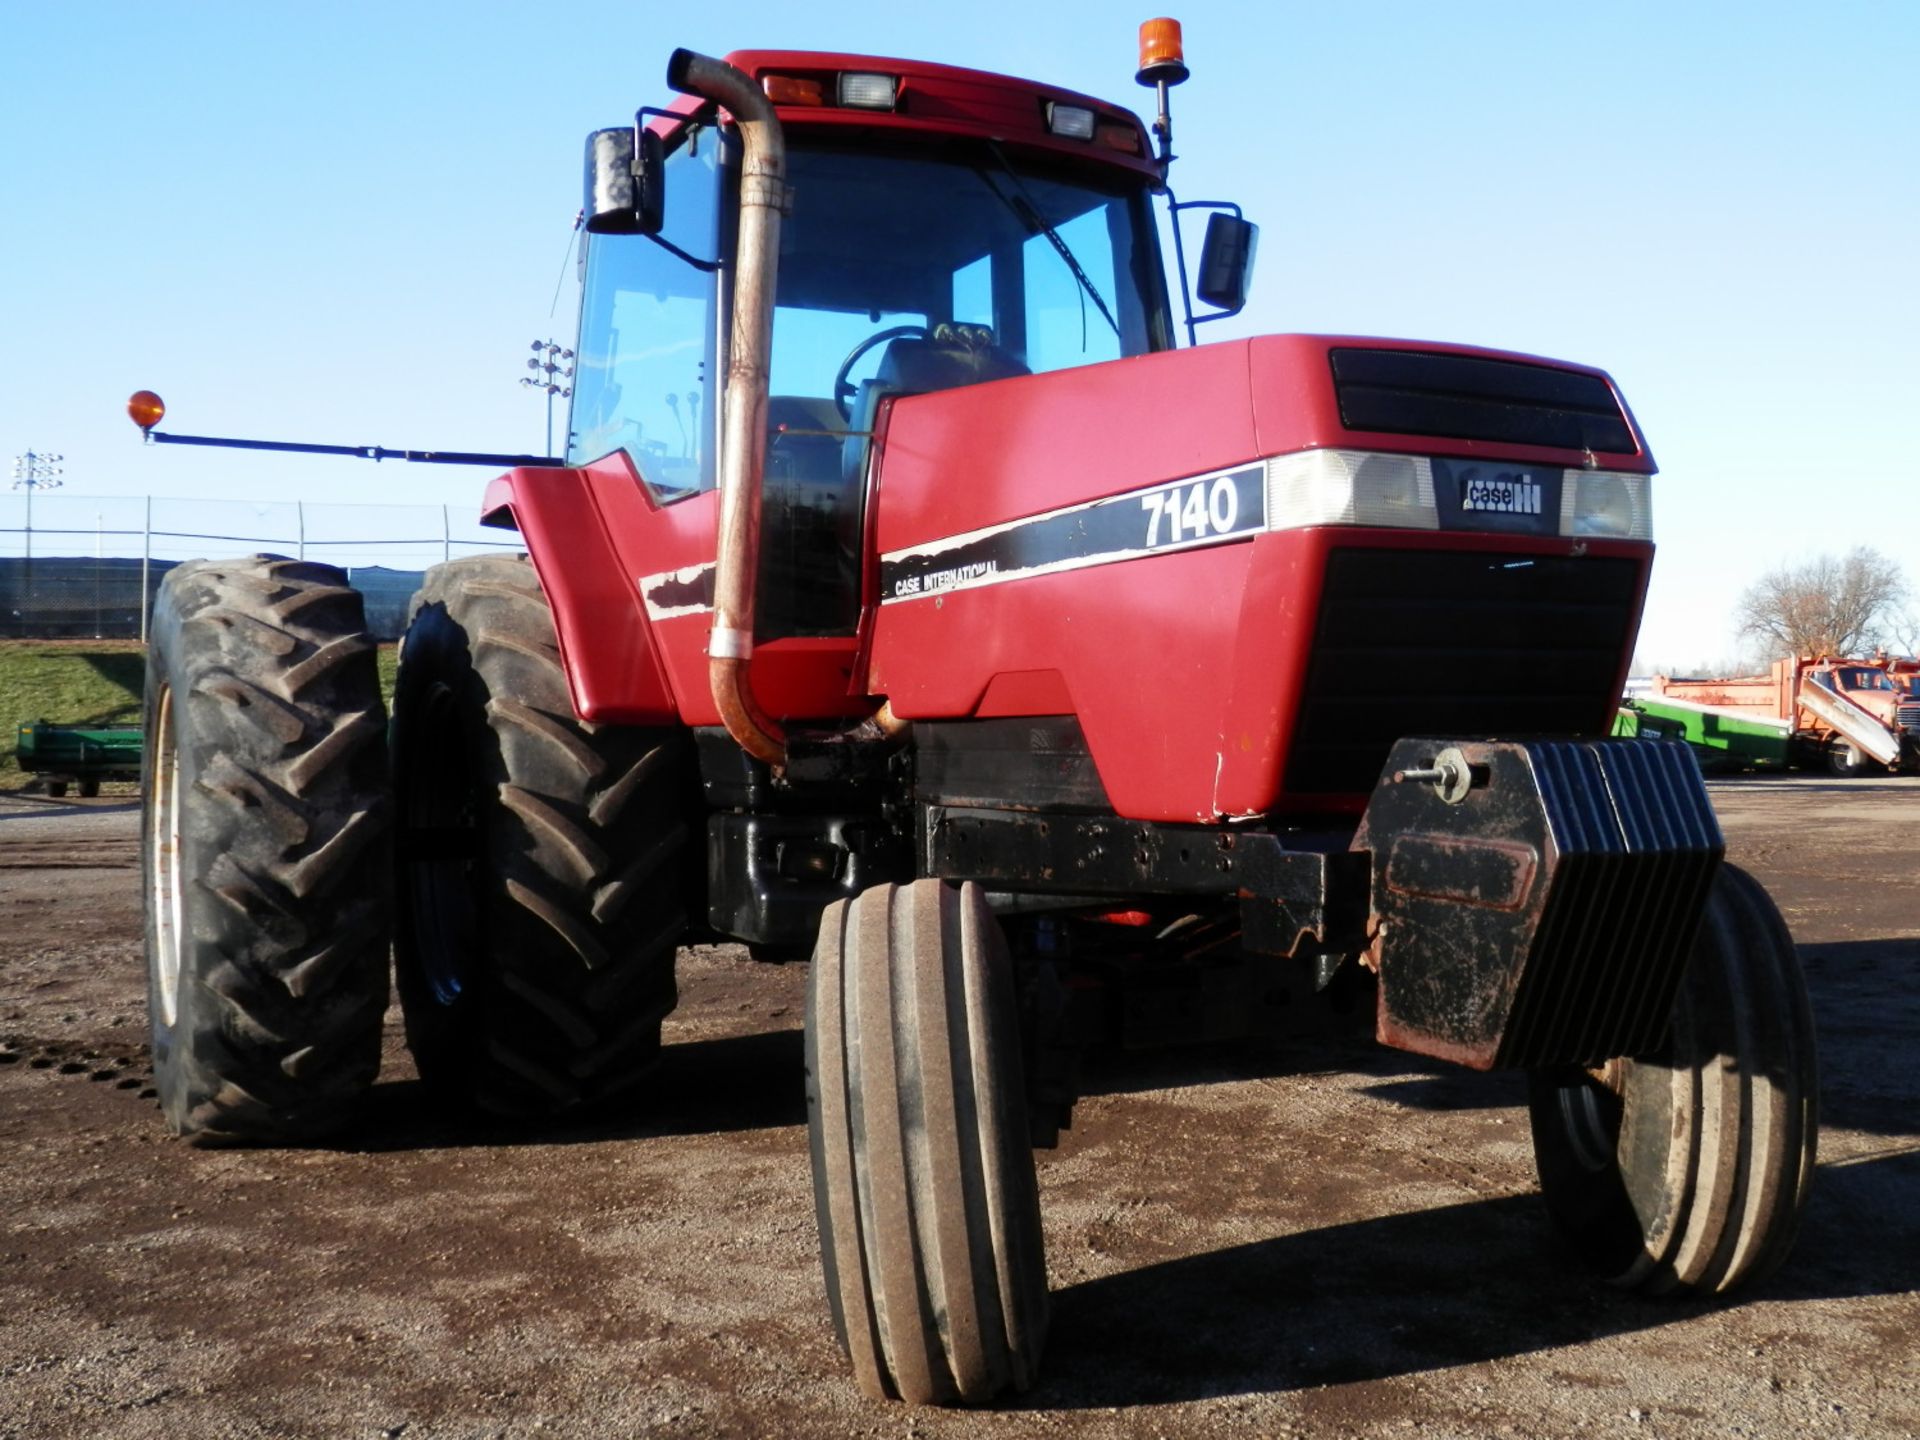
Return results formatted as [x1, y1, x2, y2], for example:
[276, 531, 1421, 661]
[807, 879, 1049, 1404]
[1527, 862, 1817, 1295]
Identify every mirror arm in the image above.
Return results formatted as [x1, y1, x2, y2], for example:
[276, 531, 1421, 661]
[1164, 196, 1247, 346]
[641, 232, 722, 274]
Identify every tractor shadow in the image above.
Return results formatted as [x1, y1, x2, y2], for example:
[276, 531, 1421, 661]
[1039, 927, 1920, 1407]
[1794, 937, 1920, 1138]
[341, 1026, 808, 1154]
[1037, 1147, 1920, 1408]
[1078, 1030, 1526, 1114]
[1079, 933, 1920, 1135]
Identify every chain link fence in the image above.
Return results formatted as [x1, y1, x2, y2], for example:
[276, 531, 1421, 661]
[0, 494, 520, 640]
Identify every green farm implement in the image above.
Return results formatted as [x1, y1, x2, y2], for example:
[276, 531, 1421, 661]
[15, 721, 143, 797]
[1613, 696, 1791, 773]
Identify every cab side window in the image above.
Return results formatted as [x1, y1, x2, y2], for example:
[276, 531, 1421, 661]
[568, 124, 723, 497]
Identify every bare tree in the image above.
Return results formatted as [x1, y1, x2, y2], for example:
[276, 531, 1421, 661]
[1888, 606, 1920, 658]
[1735, 547, 1909, 658]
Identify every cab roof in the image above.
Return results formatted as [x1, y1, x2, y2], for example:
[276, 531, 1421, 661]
[671, 48, 1161, 181]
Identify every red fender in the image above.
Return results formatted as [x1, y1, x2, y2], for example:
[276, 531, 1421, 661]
[480, 467, 681, 725]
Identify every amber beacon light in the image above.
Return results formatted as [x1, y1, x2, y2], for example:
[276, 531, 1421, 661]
[1136, 17, 1189, 86]
[127, 390, 166, 433]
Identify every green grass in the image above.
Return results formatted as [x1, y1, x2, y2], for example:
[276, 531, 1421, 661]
[1, 641, 399, 791]
[1, 642, 146, 790]
[376, 643, 398, 705]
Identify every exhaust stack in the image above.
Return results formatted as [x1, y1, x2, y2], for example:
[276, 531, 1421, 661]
[668, 49, 790, 768]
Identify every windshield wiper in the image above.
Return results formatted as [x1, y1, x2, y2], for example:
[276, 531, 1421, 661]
[977, 142, 1121, 341]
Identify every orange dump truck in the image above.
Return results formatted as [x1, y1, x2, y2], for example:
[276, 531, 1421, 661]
[1651, 656, 1920, 775]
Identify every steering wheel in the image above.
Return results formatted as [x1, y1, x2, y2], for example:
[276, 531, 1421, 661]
[833, 324, 931, 420]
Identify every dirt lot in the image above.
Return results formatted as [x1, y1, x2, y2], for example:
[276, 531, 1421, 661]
[1, 778, 1915, 1439]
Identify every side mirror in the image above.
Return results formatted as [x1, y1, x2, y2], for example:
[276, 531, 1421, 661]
[1195, 213, 1258, 314]
[584, 126, 664, 235]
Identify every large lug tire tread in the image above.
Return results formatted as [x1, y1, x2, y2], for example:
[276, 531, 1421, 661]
[142, 555, 392, 1146]
[392, 555, 691, 1117]
[1527, 861, 1817, 1296]
[806, 879, 1049, 1406]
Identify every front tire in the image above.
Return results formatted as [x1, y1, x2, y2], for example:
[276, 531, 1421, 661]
[391, 555, 694, 1116]
[806, 880, 1049, 1405]
[1527, 863, 1817, 1295]
[142, 556, 392, 1145]
[1826, 738, 1863, 777]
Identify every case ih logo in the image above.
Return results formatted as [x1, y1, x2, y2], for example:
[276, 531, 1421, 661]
[1459, 469, 1544, 515]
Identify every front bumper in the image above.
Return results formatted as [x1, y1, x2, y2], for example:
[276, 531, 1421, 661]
[926, 736, 1723, 1071]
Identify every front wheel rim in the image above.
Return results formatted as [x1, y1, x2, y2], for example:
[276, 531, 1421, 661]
[150, 684, 185, 1028]
[1556, 1077, 1624, 1175]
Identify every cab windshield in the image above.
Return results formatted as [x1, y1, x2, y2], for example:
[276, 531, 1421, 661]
[770, 140, 1169, 408]
[1835, 668, 1892, 691]
[566, 128, 1169, 491]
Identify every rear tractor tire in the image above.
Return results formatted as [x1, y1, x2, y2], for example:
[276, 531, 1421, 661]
[806, 879, 1049, 1406]
[1527, 862, 1817, 1295]
[391, 555, 695, 1117]
[142, 556, 392, 1144]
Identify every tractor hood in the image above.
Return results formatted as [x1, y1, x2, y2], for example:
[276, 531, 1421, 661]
[864, 335, 1654, 822]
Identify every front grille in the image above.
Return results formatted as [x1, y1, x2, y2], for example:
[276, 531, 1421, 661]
[1285, 548, 1642, 794]
[1330, 348, 1637, 454]
[1899, 700, 1920, 733]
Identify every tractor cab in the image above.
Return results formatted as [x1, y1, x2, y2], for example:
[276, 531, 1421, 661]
[569, 52, 1178, 640]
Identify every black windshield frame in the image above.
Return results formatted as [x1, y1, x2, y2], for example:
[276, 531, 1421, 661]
[764, 135, 1174, 391]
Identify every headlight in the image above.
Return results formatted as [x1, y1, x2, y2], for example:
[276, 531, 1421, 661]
[1560, 468, 1653, 540]
[1265, 448, 1439, 531]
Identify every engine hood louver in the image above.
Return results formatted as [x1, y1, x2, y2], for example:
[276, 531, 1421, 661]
[1330, 348, 1637, 455]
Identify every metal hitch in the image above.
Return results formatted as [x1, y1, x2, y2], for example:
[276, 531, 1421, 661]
[1353, 738, 1724, 1071]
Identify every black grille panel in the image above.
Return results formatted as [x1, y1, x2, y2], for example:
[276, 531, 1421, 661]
[1331, 348, 1637, 454]
[1286, 549, 1642, 794]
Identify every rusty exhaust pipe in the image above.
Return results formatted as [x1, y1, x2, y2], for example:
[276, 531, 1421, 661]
[668, 49, 789, 768]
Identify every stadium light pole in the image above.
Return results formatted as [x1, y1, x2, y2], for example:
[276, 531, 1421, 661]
[11, 450, 65, 629]
[521, 340, 574, 457]
[11, 450, 65, 562]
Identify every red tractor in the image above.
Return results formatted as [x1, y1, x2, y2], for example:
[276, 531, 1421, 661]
[136, 26, 1816, 1407]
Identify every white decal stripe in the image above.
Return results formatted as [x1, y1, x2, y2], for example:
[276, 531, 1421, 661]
[880, 461, 1264, 569]
[878, 527, 1258, 605]
[879, 463, 1265, 606]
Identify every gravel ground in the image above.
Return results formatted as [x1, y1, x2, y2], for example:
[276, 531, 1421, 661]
[1, 777, 1914, 1438]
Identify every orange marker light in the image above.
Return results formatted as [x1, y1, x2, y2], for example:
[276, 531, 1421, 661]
[1136, 17, 1189, 86]
[128, 390, 166, 432]
[762, 75, 824, 105]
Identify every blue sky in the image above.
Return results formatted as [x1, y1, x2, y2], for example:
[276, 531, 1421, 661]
[2, 1, 1915, 668]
